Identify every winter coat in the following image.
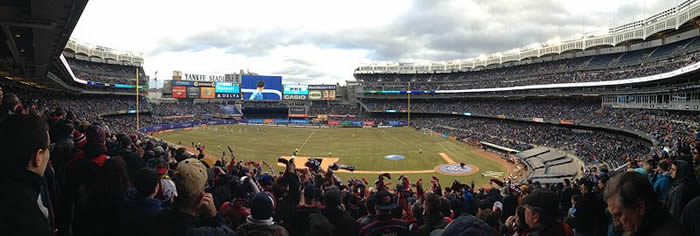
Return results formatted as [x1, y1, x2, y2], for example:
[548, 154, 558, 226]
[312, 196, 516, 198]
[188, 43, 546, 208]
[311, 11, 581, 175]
[572, 192, 607, 236]
[682, 196, 700, 236]
[152, 208, 236, 236]
[120, 197, 162, 236]
[664, 160, 700, 218]
[653, 172, 672, 200]
[0, 170, 55, 236]
[236, 218, 289, 236]
[526, 222, 573, 236]
[322, 208, 361, 236]
[634, 205, 686, 236]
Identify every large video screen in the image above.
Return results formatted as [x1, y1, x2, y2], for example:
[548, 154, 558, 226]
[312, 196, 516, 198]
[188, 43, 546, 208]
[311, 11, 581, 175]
[215, 82, 240, 94]
[173, 86, 187, 98]
[283, 84, 308, 99]
[308, 84, 336, 100]
[241, 75, 282, 100]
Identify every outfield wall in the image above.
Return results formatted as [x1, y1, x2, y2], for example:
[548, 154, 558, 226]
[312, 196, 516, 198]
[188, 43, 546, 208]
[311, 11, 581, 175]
[138, 119, 408, 133]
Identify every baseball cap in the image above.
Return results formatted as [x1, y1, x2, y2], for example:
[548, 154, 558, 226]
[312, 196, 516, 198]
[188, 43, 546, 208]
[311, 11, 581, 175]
[173, 158, 208, 198]
[250, 192, 275, 220]
[374, 190, 397, 210]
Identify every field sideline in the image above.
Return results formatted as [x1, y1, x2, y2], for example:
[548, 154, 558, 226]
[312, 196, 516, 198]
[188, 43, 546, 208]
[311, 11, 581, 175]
[152, 124, 511, 187]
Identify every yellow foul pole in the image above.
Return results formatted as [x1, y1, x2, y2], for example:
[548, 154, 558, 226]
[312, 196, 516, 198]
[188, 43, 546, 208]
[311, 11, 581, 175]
[407, 82, 411, 127]
[136, 67, 140, 131]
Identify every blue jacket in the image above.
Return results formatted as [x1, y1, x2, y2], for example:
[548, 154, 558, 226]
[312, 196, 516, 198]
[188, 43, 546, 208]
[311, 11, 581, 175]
[120, 197, 162, 236]
[463, 191, 474, 214]
[653, 173, 672, 200]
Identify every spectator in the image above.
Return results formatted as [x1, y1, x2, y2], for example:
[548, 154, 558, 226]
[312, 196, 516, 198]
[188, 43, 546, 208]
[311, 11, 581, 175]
[322, 186, 361, 236]
[604, 171, 685, 235]
[665, 159, 700, 219]
[505, 205, 529, 236]
[120, 168, 163, 236]
[0, 114, 54, 235]
[440, 215, 496, 236]
[522, 189, 573, 236]
[413, 192, 449, 235]
[571, 180, 607, 236]
[653, 161, 673, 200]
[359, 190, 410, 236]
[153, 158, 235, 236]
[236, 192, 289, 236]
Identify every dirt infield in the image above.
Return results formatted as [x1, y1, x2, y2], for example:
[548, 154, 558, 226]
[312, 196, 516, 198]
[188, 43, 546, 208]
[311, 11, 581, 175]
[276, 156, 340, 170]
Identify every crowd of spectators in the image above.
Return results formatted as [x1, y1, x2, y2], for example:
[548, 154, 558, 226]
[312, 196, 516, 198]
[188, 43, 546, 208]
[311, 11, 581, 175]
[358, 49, 700, 91]
[150, 103, 224, 117]
[309, 102, 360, 116]
[3, 82, 700, 235]
[66, 58, 147, 85]
[363, 98, 697, 160]
[408, 116, 649, 168]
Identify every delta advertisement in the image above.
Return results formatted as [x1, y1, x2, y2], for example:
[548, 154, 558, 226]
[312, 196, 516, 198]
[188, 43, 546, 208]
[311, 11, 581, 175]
[283, 85, 308, 100]
[241, 75, 282, 101]
[308, 84, 336, 100]
[215, 82, 241, 99]
[173, 86, 187, 98]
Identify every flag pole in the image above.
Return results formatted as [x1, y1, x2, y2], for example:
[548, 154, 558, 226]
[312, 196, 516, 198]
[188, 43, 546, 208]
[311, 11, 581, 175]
[136, 67, 140, 131]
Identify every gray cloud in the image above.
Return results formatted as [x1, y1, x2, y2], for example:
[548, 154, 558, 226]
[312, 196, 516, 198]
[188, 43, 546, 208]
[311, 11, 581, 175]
[149, 0, 670, 78]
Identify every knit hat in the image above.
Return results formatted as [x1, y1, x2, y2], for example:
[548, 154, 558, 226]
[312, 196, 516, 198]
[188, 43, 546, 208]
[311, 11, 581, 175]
[324, 187, 342, 208]
[374, 190, 397, 210]
[259, 173, 273, 187]
[522, 189, 559, 223]
[73, 130, 86, 146]
[174, 158, 208, 198]
[250, 192, 275, 220]
[86, 125, 106, 145]
[441, 215, 495, 236]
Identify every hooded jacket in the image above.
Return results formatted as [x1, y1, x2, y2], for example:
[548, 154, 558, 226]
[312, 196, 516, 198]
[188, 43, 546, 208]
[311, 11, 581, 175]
[664, 160, 700, 218]
[653, 171, 672, 200]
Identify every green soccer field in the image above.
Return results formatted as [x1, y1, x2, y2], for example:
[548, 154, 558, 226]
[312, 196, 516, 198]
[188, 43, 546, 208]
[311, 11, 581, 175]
[152, 124, 509, 187]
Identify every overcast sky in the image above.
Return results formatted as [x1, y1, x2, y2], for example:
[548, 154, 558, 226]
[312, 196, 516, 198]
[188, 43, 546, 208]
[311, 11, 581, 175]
[70, 0, 676, 87]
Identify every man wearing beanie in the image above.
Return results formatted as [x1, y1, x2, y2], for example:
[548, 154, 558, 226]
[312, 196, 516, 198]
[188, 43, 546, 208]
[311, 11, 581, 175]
[360, 190, 409, 236]
[236, 192, 289, 236]
[152, 158, 235, 236]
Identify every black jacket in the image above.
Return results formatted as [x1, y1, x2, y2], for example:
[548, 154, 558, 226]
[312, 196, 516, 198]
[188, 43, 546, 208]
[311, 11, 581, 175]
[572, 192, 607, 235]
[322, 208, 361, 236]
[665, 160, 700, 218]
[0, 170, 54, 236]
[152, 208, 235, 236]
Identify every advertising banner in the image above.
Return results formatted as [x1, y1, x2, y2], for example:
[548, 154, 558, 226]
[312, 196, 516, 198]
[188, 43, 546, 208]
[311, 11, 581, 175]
[263, 119, 275, 124]
[532, 117, 544, 123]
[560, 120, 575, 125]
[138, 120, 235, 133]
[187, 87, 201, 98]
[351, 121, 362, 126]
[340, 121, 352, 126]
[283, 85, 308, 95]
[200, 87, 215, 99]
[193, 81, 214, 87]
[308, 85, 336, 90]
[215, 82, 240, 93]
[172, 80, 194, 86]
[173, 86, 187, 98]
[328, 120, 340, 125]
[308, 91, 322, 100]
[289, 114, 309, 118]
[284, 94, 307, 100]
[363, 121, 375, 126]
[241, 75, 283, 100]
[215, 93, 241, 99]
[497, 115, 506, 119]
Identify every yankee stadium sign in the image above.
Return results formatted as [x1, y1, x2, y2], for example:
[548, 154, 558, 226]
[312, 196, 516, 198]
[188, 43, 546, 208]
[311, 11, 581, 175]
[183, 73, 227, 82]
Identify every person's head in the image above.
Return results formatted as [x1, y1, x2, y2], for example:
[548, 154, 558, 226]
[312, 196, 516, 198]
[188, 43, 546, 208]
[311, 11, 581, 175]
[256, 80, 265, 90]
[0, 114, 51, 176]
[440, 215, 496, 236]
[134, 168, 161, 199]
[657, 161, 670, 173]
[571, 194, 581, 206]
[604, 171, 658, 234]
[365, 195, 376, 216]
[522, 189, 559, 228]
[563, 178, 571, 187]
[173, 158, 208, 208]
[250, 192, 275, 220]
[423, 192, 442, 218]
[579, 180, 594, 194]
[1, 93, 20, 112]
[515, 205, 529, 232]
[86, 125, 106, 146]
[102, 156, 132, 193]
[374, 190, 397, 216]
[642, 159, 656, 172]
[598, 176, 609, 192]
[324, 186, 342, 210]
[671, 160, 693, 181]
[476, 209, 501, 234]
[411, 202, 424, 224]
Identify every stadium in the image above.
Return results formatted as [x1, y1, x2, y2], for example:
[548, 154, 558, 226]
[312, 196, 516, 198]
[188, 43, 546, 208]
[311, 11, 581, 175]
[2, 0, 700, 236]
